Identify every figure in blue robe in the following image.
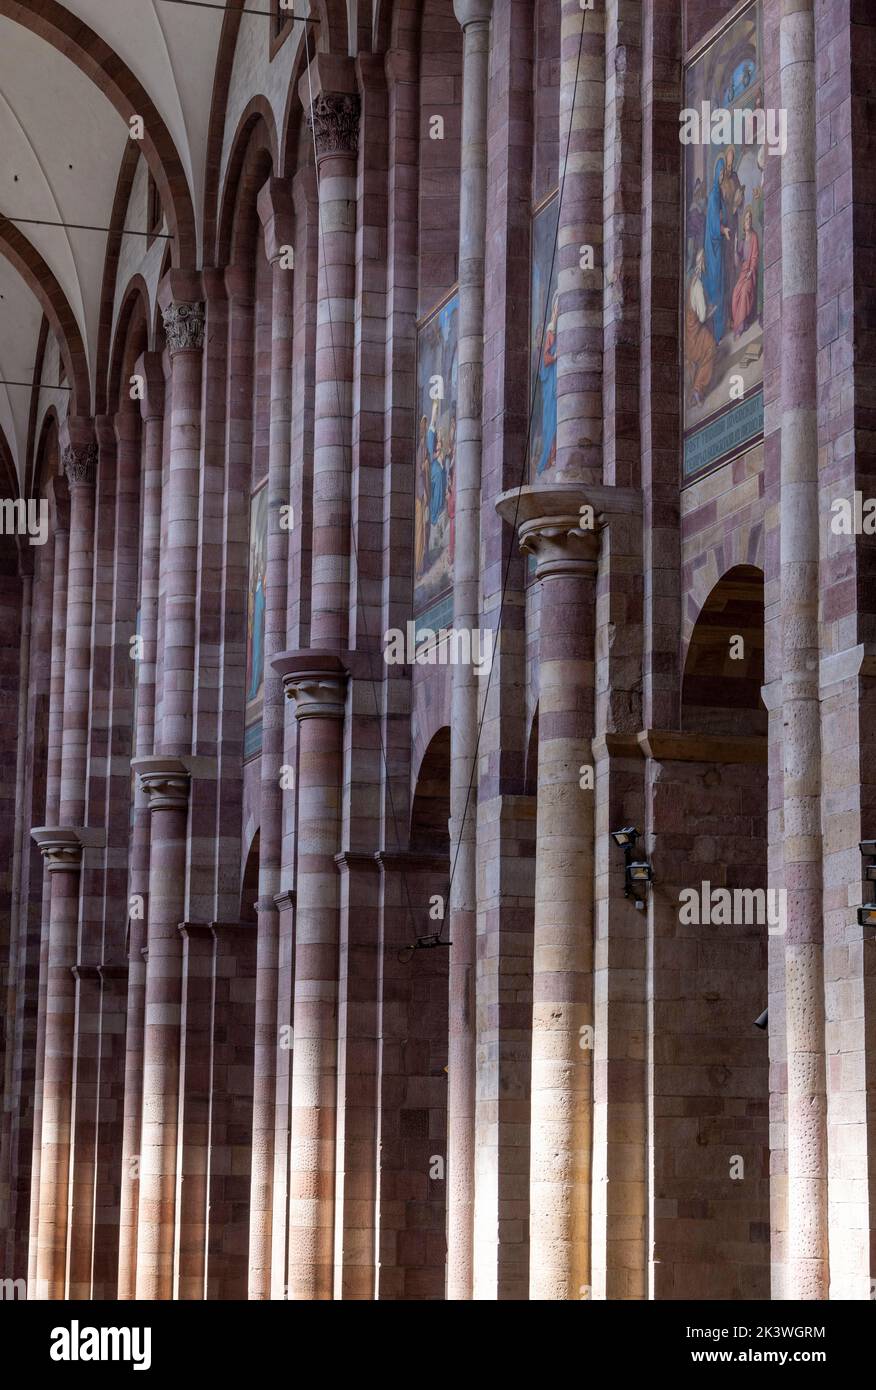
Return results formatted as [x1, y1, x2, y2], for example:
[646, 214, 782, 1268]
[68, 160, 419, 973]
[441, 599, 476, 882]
[247, 570, 265, 702]
[704, 158, 728, 343]
[427, 406, 446, 526]
[536, 292, 559, 475]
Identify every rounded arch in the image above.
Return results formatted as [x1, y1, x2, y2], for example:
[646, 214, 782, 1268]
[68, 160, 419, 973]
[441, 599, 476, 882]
[0, 0, 197, 267]
[106, 275, 151, 417]
[533, 0, 561, 202]
[316, 0, 350, 53]
[681, 564, 765, 738]
[0, 219, 90, 417]
[0, 423, 19, 503]
[0, 424, 23, 572]
[216, 102, 278, 269]
[33, 407, 60, 500]
[94, 140, 147, 416]
[202, 0, 258, 257]
[684, 520, 766, 653]
[153, 246, 173, 347]
[524, 703, 539, 799]
[240, 828, 261, 926]
[373, 0, 391, 52]
[23, 314, 51, 501]
[278, 27, 326, 181]
[416, 0, 464, 314]
[410, 726, 451, 854]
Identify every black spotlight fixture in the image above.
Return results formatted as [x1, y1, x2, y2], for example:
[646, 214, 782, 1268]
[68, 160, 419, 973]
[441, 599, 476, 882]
[611, 827, 639, 849]
[611, 826, 653, 911]
[753, 1008, 769, 1031]
[857, 842, 876, 928]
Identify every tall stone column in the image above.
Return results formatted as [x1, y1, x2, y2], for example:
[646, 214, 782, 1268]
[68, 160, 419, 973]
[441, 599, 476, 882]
[277, 59, 359, 1302]
[498, 486, 598, 1300]
[118, 352, 165, 1299]
[133, 290, 204, 1301]
[27, 510, 68, 1294]
[557, 0, 604, 485]
[58, 439, 97, 829]
[2, 565, 32, 1269]
[779, 0, 827, 1300]
[30, 433, 97, 1298]
[275, 653, 347, 1301]
[131, 757, 190, 1300]
[28, 831, 83, 1298]
[301, 66, 359, 651]
[446, 0, 491, 1304]
[248, 179, 295, 1299]
[155, 295, 204, 754]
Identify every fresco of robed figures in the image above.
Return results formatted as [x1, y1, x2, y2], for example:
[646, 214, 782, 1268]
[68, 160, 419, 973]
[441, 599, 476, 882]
[244, 482, 267, 759]
[413, 291, 459, 633]
[683, 0, 764, 482]
[530, 194, 560, 482]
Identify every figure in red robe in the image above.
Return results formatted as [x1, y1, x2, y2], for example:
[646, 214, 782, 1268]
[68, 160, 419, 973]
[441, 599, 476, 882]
[731, 207, 760, 339]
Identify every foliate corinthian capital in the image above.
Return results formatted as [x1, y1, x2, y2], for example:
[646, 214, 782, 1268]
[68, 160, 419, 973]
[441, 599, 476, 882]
[307, 92, 361, 160]
[518, 514, 600, 580]
[495, 483, 603, 582]
[162, 301, 206, 356]
[62, 443, 97, 488]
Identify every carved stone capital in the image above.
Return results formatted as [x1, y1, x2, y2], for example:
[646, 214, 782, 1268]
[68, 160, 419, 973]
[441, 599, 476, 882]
[62, 443, 97, 488]
[495, 482, 615, 581]
[307, 92, 361, 161]
[285, 671, 347, 721]
[272, 651, 348, 721]
[162, 301, 205, 356]
[518, 514, 599, 579]
[31, 826, 82, 872]
[132, 756, 191, 810]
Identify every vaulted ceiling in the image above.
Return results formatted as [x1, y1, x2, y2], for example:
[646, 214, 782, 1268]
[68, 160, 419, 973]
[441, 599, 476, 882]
[0, 0, 227, 480]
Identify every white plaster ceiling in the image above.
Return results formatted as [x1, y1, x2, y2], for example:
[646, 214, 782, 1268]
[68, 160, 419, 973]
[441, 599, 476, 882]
[0, 256, 48, 473]
[0, 0, 225, 479]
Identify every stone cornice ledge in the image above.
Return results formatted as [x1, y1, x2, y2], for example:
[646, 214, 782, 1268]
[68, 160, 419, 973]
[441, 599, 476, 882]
[819, 643, 876, 690]
[335, 851, 381, 872]
[637, 730, 767, 765]
[592, 731, 767, 765]
[495, 481, 643, 528]
[375, 850, 450, 874]
[98, 964, 129, 982]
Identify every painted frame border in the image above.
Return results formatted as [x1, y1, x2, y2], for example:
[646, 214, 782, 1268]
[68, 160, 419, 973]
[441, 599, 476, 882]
[412, 283, 460, 636]
[525, 187, 560, 585]
[679, 0, 764, 489]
